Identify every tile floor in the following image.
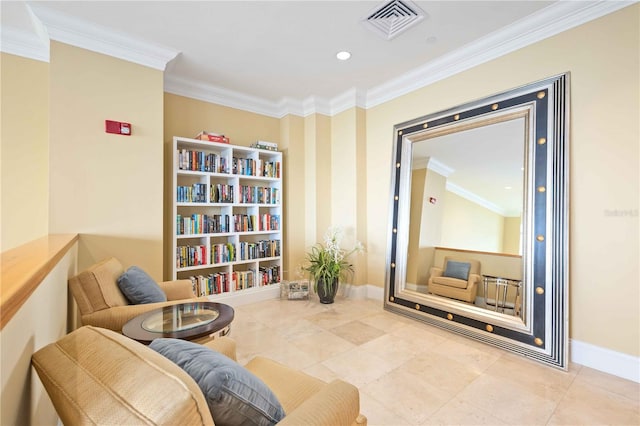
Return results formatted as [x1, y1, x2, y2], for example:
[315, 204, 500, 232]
[230, 297, 640, 425]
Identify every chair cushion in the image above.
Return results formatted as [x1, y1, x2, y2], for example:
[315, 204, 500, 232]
[31, 326, 214, 426]
[117, 266, 167, 304]
[431, 276, 469, 289]
[443, 261, 471, 280]
[150, 338, 285, 426]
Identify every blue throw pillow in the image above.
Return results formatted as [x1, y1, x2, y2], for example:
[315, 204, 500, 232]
[443, 261, 471, 281]
[150, 338, 285, 426]
[117, 266, 167, 304]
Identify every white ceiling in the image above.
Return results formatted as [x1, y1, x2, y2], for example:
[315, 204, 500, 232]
[1, 1, 632, 117]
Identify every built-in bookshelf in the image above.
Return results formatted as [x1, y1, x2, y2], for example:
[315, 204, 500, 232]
[171, 136, 282, 302]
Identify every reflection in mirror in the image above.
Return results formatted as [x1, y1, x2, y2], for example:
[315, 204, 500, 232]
[406, 119, 525, 320]
[384, 74, 569, 370]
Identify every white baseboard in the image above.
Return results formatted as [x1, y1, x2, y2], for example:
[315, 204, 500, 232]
[208, 284, 281, 308]
[571, 339, 640, 383]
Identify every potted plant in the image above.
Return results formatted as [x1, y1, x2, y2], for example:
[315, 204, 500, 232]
[305, 227, 364, 304]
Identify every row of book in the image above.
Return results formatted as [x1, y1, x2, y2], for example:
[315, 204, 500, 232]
[232, 157, 281, 178]
[177, 184, 207, 203]
[239, 185, 279, 205]
[176, 244, 207, 268]
[177, 213, 281, 235]
[177, 149, 281, 179]
[250, 140, 278, 152]
[178, 149, 228, 173]
[177, 240, 281, 268]
[211, 184, 234, 203]
[188, 265, 280, 296]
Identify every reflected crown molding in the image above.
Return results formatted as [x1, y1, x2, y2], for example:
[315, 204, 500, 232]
[446, 182, 507, 217]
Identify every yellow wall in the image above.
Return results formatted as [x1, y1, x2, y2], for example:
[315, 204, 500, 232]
[48, 42, 165, 277]
[502, 216, 521, 255]
[366, 5, 639, 356]
[441, 191, 505, 252]
[0, 53, 49, 251]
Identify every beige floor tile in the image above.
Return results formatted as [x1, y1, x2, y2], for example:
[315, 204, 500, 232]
[359, 334, 426, 369]
[231, 298, 639, 426]
[291, 330, 356, 362]
[330, 320, 386, 345]
[423, 396, 509, 425]
[396, 351, 482, 396]
[574, 366, 640, 403]
[359, 390, 415, 426]
[548, 379, 640, 425]
[456, 374, 559, 425]
[429, 338, 501, 374]
[322, 346, 396, 387]
[482, 352, 579, 402]
[363, 367, 453, 425]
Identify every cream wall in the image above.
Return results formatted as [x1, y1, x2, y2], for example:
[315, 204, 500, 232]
[0, 53, 49, 251]
[366, 6, 639, 356]
[441, 191, 505, 253]
[502, 216, 521, 255]
[48, 42, 165, 277]
[0, 244, 77, 425]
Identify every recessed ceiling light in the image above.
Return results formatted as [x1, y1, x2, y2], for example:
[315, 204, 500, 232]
[505, 186, 513, 190]
[336, 51, 351, 61]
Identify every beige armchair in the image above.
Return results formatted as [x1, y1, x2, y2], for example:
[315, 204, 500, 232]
[69, 257, 204, 332]
[32, 326, 367, 425]
[428, 257, 481, 303]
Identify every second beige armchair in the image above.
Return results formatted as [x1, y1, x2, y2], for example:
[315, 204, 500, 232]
[428, 257, 481, 303]
[69, 257, 204, 332]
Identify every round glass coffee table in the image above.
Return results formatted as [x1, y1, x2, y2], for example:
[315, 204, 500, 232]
[122, 302, 234, 344]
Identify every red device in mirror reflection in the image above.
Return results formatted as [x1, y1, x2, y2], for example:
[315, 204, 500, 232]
[429, 197, 437, 204]
[105, 120, 131, 136]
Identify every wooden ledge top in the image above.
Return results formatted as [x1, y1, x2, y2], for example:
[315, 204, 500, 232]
[1, 234, 78, 329]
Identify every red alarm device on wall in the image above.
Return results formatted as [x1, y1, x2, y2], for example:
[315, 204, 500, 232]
[105, 120, 131, 136]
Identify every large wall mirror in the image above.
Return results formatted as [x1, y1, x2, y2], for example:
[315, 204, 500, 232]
[384, 74, 569, 369]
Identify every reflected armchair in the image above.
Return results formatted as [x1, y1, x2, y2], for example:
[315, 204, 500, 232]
[69, 257, 204, 332]
[428, 257, 481, 303]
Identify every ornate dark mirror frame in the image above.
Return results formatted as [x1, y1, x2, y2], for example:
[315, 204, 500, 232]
[384, 74, 570, 369]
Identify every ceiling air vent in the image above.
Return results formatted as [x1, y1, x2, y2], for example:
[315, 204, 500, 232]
[362, 0, 426, 40]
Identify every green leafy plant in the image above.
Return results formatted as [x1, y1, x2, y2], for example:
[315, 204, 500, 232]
[305, 227, 364, 296]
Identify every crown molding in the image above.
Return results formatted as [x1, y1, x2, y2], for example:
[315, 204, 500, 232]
[446, 182, 506, 216]
[164, 75, 286, 118]
[27, 3, 179, 71]
[426, 158, 455, 177]
[365, 0, 635, 108]
[0, 26, 49, 62]
[7, 1, 633, 116]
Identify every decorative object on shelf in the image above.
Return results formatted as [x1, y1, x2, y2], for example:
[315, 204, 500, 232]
[305, 227, 364, 304]
[280, 280, 310, 300]
[194, 130, 230, 144]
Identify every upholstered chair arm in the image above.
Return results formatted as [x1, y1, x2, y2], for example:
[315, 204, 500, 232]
[278, 379, 362, 426]
[468, 273, 481, 285]
[429, 267, 443, 278]
[202, 337, 237, 361]
[158, 279, 196, 300]
[81, 300, 203, 332]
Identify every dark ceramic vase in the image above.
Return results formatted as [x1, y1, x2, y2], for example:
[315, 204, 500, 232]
[316, 278, 338, 304]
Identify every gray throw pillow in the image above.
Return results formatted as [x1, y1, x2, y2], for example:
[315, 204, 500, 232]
[117, 266, 167, 304]
[150, 338, 285, 426]
[443, 261, 471, 281]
